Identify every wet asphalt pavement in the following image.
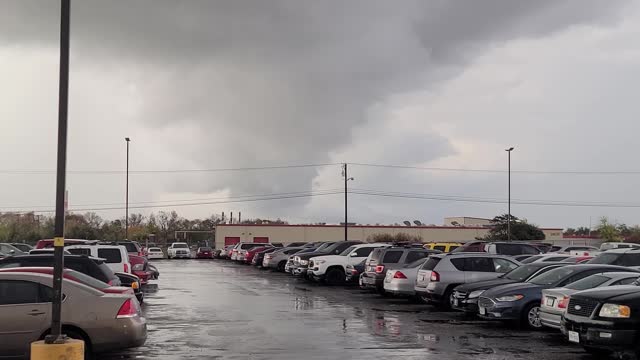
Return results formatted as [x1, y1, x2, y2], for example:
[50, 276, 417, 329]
[98, 260, 596, 360]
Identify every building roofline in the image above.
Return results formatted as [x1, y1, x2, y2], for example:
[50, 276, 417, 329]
[216, 224, 563, 231]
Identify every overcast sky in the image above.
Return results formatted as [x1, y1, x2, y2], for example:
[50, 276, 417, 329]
[2, 0, 640, 229]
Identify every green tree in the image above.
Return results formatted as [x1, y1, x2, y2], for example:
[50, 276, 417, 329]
[595, 217, 622, 241]
[481, 214, 545, 241]
[367, 233, 423, 243]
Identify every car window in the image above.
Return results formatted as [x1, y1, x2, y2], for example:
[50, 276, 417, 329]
[97, 249, 123, 263]
[620, 254, 640, 267]
[464, 257, 494, 272]
[66, 269, 110, 289]
[543, 256, 569, 262]
[496, 244, 519, 256]
[421, 257, 441, 271]
[119, 243, 139, 252]
[404, 258, 427, 268]
[340, 246, 357, 256]
[612, 277, 638, 286]
[505, 264, 547, 282]
[354, 247, 375, 257]
[382, 251, 403, 263]
[68, 248, 91, 256]
[561, 270, 605, 286]
[450, 258, 465, 271]
[521, 255, 543, 264]
[449, 246, 459, 251]
[529, 267, 580, 286]
[405, 251, 428, 263]
[173, 243, 189, 249]
[565, 274, 610, 290]
[0, 261, 21, 269]
[492, 258, 518, 273]
[0, 280, 41, 304]
[433, 245, 446, 252]
[39, 284, 53, 302]
[589, 253, 622, 265]
[199, 247, 212, 251]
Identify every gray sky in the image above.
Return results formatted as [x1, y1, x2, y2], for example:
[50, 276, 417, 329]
[1, 0, 638, 229]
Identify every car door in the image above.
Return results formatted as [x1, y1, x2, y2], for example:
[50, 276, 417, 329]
[0, 280, 51, 356]
[463, 257, 499, 282]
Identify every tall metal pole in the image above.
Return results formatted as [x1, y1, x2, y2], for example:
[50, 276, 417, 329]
[47, 0, 70, 344]
[125, 137, 130, 240]
[506, 147, 514, 241]
[344, 163, 348, 242]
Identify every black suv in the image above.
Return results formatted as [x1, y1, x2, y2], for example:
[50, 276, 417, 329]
[0, 254, 121, 286]
[588, 249, 640, 267]
[561, 283, 640, 357]
[290, 241, 361, 277]
[361, 247, 440, 292]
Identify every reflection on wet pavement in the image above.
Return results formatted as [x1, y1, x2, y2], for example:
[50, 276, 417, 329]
[97, 260, 591, 360]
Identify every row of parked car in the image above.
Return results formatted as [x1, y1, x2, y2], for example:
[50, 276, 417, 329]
[218, 240, 640, 357]
[0, 239, 160, 357]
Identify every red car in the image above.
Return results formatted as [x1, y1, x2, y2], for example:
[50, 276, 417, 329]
[129, 254, 152, 285]
[196, 247, 214, 259]
[244, 246, 271, 264]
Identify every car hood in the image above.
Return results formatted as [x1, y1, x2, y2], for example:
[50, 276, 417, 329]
[455, 278, 515, 293]
[571, 285, 640, 302]
[483, 282, 543, 298]
[310, 255, 344, 262]
[297, 251, 331, 260]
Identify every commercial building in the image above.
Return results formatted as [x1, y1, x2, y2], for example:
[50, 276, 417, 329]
[214, 223, 563, 249]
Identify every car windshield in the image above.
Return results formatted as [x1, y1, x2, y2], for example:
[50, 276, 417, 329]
[504, 264, 547, 281]
[173, 244, 188, 249]
[315, 243, 332, 251]
[118, 242, 138, 252]
[565, 274, 611, 290]
[339, 246, 357, 256]
[65, 269, 110, 289]
[588, 253, 621, 264]
[528, 267, 579, 286]
[199, 247, 212, 251]
[520, 255, 543, 264]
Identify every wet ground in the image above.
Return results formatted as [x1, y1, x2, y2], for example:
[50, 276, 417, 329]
[99, 260, 594, 360]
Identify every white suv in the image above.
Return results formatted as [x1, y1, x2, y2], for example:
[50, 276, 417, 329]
[167, 242, 191, 259]
[66, 244, 132, 274]
[307, 243, 391, 285]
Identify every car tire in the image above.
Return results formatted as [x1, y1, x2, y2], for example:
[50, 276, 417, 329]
[277, 261, 287, 272]
[439, 288, 455, 310]
[522, 303, 543, 330]
[583, 346, 611, 357]
[325, 268, 345, 286]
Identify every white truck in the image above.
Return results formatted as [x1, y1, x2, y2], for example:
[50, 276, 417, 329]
[307, 243, 391, 285]
[167, 242, 191, 259]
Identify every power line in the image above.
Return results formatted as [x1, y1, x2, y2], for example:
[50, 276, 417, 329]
[0, 163, 341, 175]
[350, 162, 640, 175]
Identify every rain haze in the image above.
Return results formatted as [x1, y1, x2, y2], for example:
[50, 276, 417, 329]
[1, 0, 639, 228]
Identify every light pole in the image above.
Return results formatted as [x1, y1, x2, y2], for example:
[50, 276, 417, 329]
[342, 163, 354, 241]
[125, 137, 130, 240]
[505, 147, 514, 241]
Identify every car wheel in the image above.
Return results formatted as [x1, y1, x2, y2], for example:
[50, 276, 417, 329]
[326, 268, 345, 286]
[523, 303, 543, 330]
[437, 288, 454, 310]
[277, 261, 287, 272]
[583, 346, 611, 357]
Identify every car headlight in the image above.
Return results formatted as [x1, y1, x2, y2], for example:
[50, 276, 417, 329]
[599, 304, 631, 318]
[300, 260, 309, 265]
[469, 290, 485, 299]
[314, 260, 326, 265]
[496, 294, 524, 302]
[132, 264, 144, 271]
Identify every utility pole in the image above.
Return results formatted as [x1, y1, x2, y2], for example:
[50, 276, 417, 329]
[47, 0, 70, 344]
[125, 137, 130, 240]
[505, 147, 514, 241]
[342, 163, 354, 241]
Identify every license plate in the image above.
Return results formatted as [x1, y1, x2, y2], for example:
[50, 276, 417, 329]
[546, 298, 555, 307]
[568, 331, 579, 343]
[479, 306, 486, 315]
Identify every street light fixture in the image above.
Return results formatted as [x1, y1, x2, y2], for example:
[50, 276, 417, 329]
[505, 147, 514, 241]
[125, 137, 130, 240]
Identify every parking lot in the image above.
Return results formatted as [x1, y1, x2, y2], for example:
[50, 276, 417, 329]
[98, 260, 591, 360]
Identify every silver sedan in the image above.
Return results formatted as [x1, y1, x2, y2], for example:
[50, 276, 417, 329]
[383, 258, 428, 297]
[0, 271, 147, 357]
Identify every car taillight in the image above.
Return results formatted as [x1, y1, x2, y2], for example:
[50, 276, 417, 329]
[108, 280, 114, 286]
[265, 255, 272, 260]
[116, 298, 139, 318]
[351, 269, 359, 275]
[430, 271, 440, 282]
[558, 296, 570, 309]
[124, 263, 129, 273]
[375, 265, 385, 273]
[393, 271, 407, 279]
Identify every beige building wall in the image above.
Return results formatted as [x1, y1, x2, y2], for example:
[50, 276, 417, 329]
[215, 225, 563, 248]
[443, 217, 492, 226]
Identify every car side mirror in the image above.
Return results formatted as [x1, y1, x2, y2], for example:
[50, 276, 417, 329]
[9, 250, 14, 254]
[335, 249, 341, 254]
[350, 252, 358, 257]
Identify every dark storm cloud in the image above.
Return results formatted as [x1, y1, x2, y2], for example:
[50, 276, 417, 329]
[0, 0, 628, 204]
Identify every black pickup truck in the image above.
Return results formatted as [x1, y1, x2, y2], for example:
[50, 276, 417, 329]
[561, 284, 640, 357]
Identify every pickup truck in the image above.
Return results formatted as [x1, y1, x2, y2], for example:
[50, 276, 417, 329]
[290, 241, 361, 278]
[167, 242, 191, 259]
[307, 244, 390, 285]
